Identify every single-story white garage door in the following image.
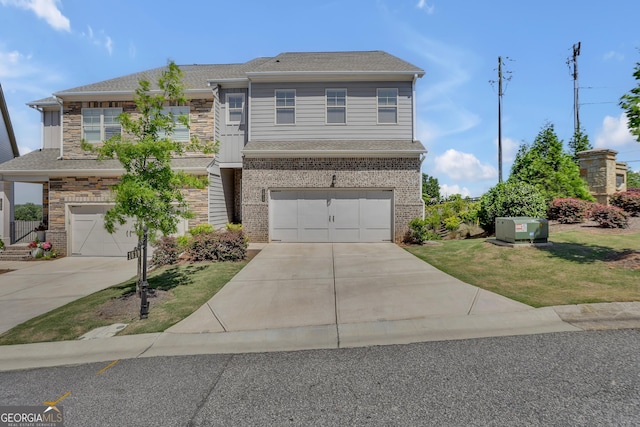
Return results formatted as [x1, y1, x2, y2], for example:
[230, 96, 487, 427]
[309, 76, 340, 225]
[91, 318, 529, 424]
[70, 205, 138, 256]
[270, 190, 393, 242]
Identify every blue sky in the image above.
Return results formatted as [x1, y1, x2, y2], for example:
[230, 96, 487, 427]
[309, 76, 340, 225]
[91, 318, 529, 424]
[1, 0, 639, 203]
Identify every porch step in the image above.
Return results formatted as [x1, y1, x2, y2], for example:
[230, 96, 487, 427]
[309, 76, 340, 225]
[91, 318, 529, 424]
[0, 244, 32, 261]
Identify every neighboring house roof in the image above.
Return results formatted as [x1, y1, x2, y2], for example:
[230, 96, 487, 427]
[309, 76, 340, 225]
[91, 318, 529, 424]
[27, 51, 423, 105]
[0, 149, 213, 179]
[243, 140, 427, 158]
[0, 83, 20, 161]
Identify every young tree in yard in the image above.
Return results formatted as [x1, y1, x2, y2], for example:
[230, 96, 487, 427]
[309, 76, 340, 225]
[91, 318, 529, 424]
[509, 122, 592, 202]
[421, 173, 440, 204]
[568, 128, 592, 164]
[619, 59, 640, 142]
[84, 61, 216, 238]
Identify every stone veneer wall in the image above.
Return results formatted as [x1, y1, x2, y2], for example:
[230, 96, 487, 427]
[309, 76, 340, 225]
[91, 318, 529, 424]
[578, 149, 627, 205]
[61, 99, 214, 159]
[48, 175, 209, 256]
[242, 157, 423, 243]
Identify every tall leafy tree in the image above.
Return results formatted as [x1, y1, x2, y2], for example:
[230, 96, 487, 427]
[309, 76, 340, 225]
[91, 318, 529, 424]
[568, 128, 592, 164]
[509, 122, 592, 202]
[14, 202, 42, 221]
[421, 173, 440, 203]
[620, 59, 640, 142]
[84, 61, 216, 238]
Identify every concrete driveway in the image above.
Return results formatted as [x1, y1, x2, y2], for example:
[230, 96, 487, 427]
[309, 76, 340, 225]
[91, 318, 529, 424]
[0, 257, 137, 334]
[168, 243, 548, 343]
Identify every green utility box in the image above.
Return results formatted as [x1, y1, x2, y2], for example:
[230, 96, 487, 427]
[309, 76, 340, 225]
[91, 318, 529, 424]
[495, 217, 549, 244]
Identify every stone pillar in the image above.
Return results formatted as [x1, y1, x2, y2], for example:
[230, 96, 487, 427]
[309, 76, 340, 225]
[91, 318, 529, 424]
[578, 149, 626, 205]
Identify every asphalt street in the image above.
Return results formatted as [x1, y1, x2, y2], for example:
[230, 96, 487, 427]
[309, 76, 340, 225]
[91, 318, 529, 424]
[1, 330, 638, 426]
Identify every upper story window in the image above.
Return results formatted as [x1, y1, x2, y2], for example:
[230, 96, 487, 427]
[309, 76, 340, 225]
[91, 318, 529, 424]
[326, 89, 346, 124]
[377, 88, 398, 124]
[82, 108, 122, 143]
[226, 93, 245, 124]
[275, 89, 295, 125]
[158, 106, 190, 142]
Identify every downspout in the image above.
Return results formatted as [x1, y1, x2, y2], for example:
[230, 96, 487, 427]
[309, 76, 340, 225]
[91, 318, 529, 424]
[420, 153, 426, 219]
[247, 80, 252, 142]
[412, 73, 418, 142]
[54, 95, 63, 159]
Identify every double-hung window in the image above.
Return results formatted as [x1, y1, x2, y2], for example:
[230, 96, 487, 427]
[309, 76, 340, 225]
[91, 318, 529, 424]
[158, 106, 190, 142]
[226, 93, 245, 124]
[326, 89, 346, 124]
[82, 108, 122, 143]
[377, 88, 398, 124]
[275, 89, 295, 125]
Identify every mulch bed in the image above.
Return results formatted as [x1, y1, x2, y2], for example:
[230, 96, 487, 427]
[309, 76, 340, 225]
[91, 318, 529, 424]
[97, 289, 172, 321]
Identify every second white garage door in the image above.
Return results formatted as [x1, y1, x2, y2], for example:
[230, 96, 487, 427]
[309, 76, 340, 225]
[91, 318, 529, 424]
[270, 190, 392, 242]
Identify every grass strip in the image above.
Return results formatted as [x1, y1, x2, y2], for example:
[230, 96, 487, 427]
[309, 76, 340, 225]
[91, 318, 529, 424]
[0, 261, 247, 345]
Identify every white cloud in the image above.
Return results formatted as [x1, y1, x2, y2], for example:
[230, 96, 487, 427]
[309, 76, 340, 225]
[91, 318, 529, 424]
[0, 0, 70, 32]
[603, 50, 624, 61]
[434, 149, 497, 181]
[595, 113, 636, 148]
[129, 42, 137, 59]
[416, 0, 435, 14]
[0, 50, 30, 78]
[105, 36, 113, 55]
[80, 25, 114, 55]
[439, 183, 470, 198]
[494, 136, 519, 163]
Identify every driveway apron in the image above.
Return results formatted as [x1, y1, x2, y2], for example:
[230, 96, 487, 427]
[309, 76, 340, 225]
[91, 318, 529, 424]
[169, 243, 531, 334]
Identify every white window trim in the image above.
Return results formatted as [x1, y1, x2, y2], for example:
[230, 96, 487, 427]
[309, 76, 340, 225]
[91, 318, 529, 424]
[325, 88, 347, 125]
[81, 107, 123, 143]
[226, 93, 245, 125]
[275, 89, 296, 125]
[377, 88, 398, 125]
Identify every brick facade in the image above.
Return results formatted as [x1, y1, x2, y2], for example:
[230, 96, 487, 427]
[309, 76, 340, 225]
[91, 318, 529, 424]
[61, 99, 214, 159]
[241, 157, 423, 243]
[47, 175, 208, 256]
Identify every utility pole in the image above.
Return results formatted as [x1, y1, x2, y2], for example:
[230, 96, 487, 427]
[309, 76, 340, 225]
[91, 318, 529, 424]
[491, 56, 512, 183]
[569, 42, 581, 135]
[498, 56, 503, 183]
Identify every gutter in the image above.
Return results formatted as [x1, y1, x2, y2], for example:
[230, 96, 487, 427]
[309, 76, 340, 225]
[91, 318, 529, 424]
[242, 149, 427, 159]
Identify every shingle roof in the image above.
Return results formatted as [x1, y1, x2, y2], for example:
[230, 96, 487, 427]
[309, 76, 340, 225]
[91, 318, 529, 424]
[42, 51, 422, 100]
[0, 148, 212, 177]
[249, 51, 424, 74]
[243, 140, 426, 157]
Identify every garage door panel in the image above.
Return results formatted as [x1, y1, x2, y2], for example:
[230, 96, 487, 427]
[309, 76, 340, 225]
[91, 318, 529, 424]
[270, 190, 392, 242]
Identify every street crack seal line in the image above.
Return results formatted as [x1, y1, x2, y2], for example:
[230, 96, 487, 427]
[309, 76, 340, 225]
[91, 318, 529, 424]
[97, 360, 119, 375]
[43, 391, 71, 412]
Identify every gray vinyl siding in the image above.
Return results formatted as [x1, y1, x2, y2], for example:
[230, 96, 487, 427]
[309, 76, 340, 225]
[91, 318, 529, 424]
[0, 120, 12, 163]
[43, 110, 61, 150]
[209, 171, 229, 229]
[250, 81, 413, 141]
[218, 88, 248, 163]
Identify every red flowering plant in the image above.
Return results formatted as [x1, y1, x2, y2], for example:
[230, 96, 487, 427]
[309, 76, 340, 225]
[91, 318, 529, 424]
[27, 239, 53, 250]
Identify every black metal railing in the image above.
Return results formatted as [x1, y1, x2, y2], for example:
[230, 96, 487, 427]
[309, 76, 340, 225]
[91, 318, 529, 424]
[10, 221, 41, 244]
